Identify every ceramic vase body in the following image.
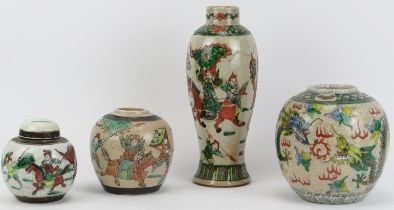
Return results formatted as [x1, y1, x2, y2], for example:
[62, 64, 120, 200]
[187, 6, 258, 187]
[1, 119, 77, 203]
[90, 108, 173, 194]
[276, 85, 389, 204]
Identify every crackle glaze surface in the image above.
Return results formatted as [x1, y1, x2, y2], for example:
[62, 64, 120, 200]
[1, 139, 76, 200]
[276, 85, 389, 204]
[187, 6, 258, 187]
[90, 110, 173, 193]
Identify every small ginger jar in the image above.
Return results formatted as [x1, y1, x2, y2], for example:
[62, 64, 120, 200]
[276, 84, 389, 204]
[90, 107, 174, 194]
[1, 119, 77, 203]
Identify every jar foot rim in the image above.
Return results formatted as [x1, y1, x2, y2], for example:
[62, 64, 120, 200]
[101, 184, 162, 194]
[193, 177, 251, 187]
[15, 194, 65, 203]
[292, 188, 368, 205]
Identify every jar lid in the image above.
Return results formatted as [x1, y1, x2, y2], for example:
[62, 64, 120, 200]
[19, 119, 60, 139]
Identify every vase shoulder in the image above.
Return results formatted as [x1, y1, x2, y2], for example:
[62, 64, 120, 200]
[193, 24, 251, 36]
[291, 84, 374, 104]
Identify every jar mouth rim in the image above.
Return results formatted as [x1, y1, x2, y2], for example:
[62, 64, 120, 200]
[307, 84, 358, 94]
[207, 6, 239, 10]
[112, 107, 152, 117]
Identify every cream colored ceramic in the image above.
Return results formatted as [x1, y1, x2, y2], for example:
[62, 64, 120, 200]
[90, 107, 173, 194]
[276, 84, 389, 204]
[187, 6, 258, 187]
[1, 119, 77, 203]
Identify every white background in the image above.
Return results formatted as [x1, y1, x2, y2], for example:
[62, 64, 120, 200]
[0, 0, 393, 209]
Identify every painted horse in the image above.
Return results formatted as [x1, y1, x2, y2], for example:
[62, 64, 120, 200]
[187, 78, 205, 127]
[133, 152, 158, 187]
[101, 149, 158, 187]
[100, 149, 135, 186]
[214, 99, 246, 133]
[25, 163, 69, 195]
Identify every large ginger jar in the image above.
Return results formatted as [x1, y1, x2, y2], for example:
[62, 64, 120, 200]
[276, 84, 389, 204]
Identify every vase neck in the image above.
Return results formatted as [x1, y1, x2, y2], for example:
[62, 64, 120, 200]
[206, 6, 240, 26]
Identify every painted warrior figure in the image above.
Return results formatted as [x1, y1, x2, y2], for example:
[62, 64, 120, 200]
[190, 43, 232, 120]
[2, 152, 22, 188]
[203, 134, 224, 164]
[150, 128, 171, 169]
[41, 150, 62, 181]
[202, 69, 220, 118]
[90, 133, 104, 168]
[56, 145, 77, 178]
[221, 73, 246, 115]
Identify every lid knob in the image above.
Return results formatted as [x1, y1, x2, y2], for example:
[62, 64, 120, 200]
[19, 119, 60, 139]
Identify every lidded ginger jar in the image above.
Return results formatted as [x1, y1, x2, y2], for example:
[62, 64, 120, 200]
[1, 119, 77, 203]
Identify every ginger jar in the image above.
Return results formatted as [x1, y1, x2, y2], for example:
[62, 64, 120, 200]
[90, 107, 173, 194]
[276, 85, 389, 204]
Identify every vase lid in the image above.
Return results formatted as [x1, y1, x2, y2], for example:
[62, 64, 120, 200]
[19, 119, 60, 139]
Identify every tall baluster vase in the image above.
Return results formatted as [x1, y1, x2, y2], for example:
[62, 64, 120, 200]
[186, 6, 258, 187]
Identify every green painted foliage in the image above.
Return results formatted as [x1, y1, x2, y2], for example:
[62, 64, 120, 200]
[119, 135, 145, 152]
[194, 25, 251, 36]
[191, 45, 230, 69]
[103, 118, 131, 136]
[350, 145, 377, 172]
[150, 128, 167, 146]
[15, 153, 35, 169]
